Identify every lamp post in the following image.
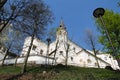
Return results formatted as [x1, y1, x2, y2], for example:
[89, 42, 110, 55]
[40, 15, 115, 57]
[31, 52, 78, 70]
[46, 38, 51, 66]
[93, 8, 116, 57]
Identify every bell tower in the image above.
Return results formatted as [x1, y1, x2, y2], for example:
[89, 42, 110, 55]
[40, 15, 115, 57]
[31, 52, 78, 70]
[56, 20, 68, 43]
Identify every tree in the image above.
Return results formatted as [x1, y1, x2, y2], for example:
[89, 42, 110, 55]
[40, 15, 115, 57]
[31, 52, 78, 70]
[11, 32, 23, 67]
[20, 0, 53, 73]
[94, 10, 120, 57]
[47, 27, 56, 41]
[0, 0, 7, 9]
[85, 29, 100, 68]
[0, 24, 22, 66]
[14, 43, 22, 67]
[0, 0, 26, 33]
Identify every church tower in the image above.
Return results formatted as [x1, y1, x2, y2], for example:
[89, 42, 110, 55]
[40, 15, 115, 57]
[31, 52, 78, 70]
[56, 20, 68, 43]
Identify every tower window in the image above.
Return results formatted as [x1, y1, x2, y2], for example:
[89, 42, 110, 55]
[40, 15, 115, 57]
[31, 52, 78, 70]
[60, 51, 63, 53]
[60, 25, 62, 27]
[59, 51, 63, 55]
[109, 56, 111, 58]
[32, 45, 37, 50]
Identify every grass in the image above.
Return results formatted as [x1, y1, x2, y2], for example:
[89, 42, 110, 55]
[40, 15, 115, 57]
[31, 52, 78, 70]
[0, 66, 21, 74]
[0, 65, 120, 80]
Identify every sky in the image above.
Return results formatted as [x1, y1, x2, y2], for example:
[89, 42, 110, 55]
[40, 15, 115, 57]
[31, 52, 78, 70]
[44, 0, 119, 50]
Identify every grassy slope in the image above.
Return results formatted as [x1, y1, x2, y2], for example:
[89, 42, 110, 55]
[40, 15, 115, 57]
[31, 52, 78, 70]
[0, 65, 120, 80]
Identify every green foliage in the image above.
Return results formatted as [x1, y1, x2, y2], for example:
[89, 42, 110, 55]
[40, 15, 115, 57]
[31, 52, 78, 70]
[95, 10, 120, 56]
[0, 24, 12, 46]
[18, 0, 53, 38]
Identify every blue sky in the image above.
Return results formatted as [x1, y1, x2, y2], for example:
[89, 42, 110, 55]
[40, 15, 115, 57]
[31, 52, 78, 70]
[45, 0, 119, 50]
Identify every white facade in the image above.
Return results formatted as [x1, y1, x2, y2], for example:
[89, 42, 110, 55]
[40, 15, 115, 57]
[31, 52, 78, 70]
[0, 46, 7, 60]
[1, 20, 120, 70]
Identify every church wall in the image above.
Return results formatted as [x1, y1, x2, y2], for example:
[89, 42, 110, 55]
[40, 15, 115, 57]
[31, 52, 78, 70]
[3, 56, 54, 65]
[18, 21, 120, 70]
[97, 54, 120, 70]
[67, 50, 97, 68]
[46, 39, 117, 69]
[21, 37, 47, 56]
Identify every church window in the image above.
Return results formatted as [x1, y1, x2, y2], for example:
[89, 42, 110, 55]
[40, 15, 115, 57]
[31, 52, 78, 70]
[60, 25, 62, 27]
[51, 49, 52, 51]
[22, 54, 24, 57]
[32, 45, 37, 50]
[59, 31, 62, 35]
[71, 57, 73, 61]
[109, 56, 111, 58]
[79, 59, 82, 62]
[0, 46, 2, 50]
[40, 49, 43, 55]
[104, 57, 107, 60]
[60, 40, 63, 43]
[73, 47, 75, 51]
[60, 51, 63, 53]
[87, 59, 91, 63]
[59, 51, 63, 55]
[2, 48, 6, 52]
[94, 62, 98, 66]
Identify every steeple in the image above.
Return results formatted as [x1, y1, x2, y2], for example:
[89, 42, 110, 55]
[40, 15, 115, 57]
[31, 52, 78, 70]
[56, 19, 68, 42]
[59, 19, 66, 29]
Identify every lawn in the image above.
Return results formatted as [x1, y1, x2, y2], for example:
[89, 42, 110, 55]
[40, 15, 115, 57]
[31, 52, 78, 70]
[0, 65, 120, 80]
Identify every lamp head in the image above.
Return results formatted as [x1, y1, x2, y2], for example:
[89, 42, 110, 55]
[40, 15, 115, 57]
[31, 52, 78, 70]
[93, 8, 105, 18]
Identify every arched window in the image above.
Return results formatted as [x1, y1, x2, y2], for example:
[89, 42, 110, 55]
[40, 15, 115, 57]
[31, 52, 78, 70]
[73, 47, 75, 51]
[94, 62, 98, 66]
[40, 49, 43, 55]
[87, 59, 91, 63]
[32, 45, 37, 50]
[0, 46, 2, 50]
[71, 57, 73, 61]
[2, 48, 6, 52]
[79, 59, 82, 62]
[104, 57, 107, 60]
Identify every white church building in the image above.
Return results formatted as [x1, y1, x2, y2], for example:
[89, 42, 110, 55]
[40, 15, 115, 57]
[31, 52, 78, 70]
[0, 20, 120, 70]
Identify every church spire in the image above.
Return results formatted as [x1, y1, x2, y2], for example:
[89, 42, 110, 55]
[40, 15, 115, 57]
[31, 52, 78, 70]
[59, 18, 66, 29]
[60, 19, 64, 27]
[56, 19, 68, 41]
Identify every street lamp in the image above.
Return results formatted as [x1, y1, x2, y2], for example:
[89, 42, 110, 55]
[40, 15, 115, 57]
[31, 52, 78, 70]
[46, 38, 51, 66]
[93, 8, 116, 57]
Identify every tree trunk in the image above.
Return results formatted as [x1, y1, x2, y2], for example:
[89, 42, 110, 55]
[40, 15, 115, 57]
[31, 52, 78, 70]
[89, 36, 100, 68]
[94, 50, 100, 68]
[14, 55, 19, 67]
[1, 41, 12, 66]
[22, 34, 34, 73]
[65, 44, 69, 67]
[0, 10, 14, 33]
[21, 32, 35, 73]
[52, 40, 59, 65]
[1, 48, 9, 66]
